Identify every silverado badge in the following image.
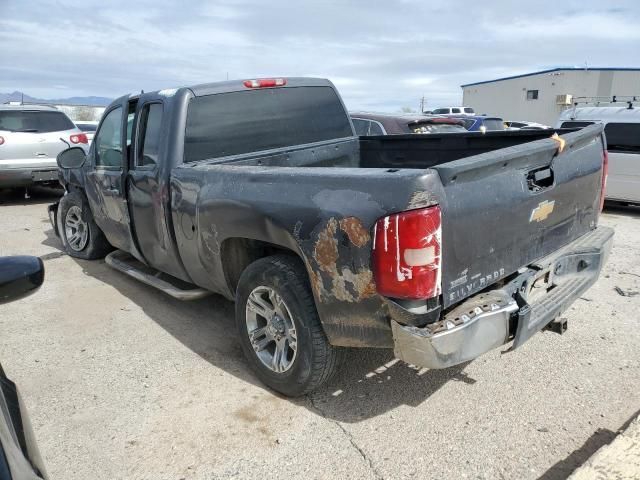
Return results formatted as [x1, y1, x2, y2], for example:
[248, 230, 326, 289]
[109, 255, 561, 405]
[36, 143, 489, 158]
[530, 200, 555, 222]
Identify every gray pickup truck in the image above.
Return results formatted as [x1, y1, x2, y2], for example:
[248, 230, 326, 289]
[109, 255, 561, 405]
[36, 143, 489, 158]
[49, 77, 612, 396]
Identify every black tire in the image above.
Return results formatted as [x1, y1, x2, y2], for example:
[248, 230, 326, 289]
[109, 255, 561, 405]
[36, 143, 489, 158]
[58, 190, 113, 260]
[235, 254, 343, 396]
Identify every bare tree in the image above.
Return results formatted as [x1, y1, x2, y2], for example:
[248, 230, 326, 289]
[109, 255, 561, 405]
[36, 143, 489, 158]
[73, 106, 96, 121]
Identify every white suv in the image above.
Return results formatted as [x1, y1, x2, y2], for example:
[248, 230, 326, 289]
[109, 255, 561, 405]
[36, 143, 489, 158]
[557, 106, 640, 204]
[0, 104, 88, 188]
[430, 106, 475, 115]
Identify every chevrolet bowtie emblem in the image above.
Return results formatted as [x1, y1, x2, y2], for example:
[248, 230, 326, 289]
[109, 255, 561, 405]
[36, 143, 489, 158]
[530, 200, 555, 222]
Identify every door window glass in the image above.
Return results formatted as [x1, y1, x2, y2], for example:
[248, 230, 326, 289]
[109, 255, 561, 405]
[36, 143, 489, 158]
[368, 121, 384, 135]
[560, 121, 595, 129]
[352, 119, 370, 136]
[604, 123, 640, 153]
[137, 103, 163, 167]
[95, 107, 123, 168]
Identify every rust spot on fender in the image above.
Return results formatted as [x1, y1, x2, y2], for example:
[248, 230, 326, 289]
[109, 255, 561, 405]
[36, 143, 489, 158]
[314, 218, 339, 273]
[339, 217, 370, 248]
[312, 217, 377, 303]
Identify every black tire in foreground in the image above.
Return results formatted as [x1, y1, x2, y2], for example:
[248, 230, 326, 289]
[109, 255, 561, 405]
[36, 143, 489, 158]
[58, 190, 113, 260]
[235, 254, 343, 396]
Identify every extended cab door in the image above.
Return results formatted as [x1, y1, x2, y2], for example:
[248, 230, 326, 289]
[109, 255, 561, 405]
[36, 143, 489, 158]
[126, 95, 190, 280]
[84, 96, 142, 258]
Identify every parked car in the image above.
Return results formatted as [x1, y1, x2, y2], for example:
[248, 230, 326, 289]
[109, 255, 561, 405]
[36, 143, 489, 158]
[0, 256, 47, 479]
[445, 115, 505, 132]
[556, 106, 640, 204]
[431, 106, 475, 115]
[505, 121, 551, 130]
[350, 112, 467, 135]
[50, 77, 611, 396]
[0, 105, 88, 188]
[73, 121, 99, 142]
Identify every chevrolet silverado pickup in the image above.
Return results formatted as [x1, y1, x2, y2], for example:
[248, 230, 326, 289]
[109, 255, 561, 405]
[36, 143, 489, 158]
[49, 77, 612, 396]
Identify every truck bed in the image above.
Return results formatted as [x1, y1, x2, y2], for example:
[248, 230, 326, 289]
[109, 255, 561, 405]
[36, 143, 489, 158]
[172, 124, 606, 345]
[358, 128, 578, 169]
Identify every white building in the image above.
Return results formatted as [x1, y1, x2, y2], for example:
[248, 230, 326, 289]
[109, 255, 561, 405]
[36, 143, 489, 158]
[461, 67, 640, 126]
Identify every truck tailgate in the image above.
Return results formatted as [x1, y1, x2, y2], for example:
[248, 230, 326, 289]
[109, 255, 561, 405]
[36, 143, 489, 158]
[434, 124, 605, 308]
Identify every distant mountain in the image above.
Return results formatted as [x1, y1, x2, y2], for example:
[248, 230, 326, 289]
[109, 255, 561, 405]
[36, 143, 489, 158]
[0, 91, 112, 107]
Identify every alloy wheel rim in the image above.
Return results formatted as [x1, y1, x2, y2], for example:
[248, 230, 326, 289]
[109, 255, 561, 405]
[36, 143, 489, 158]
[64, 205, 89, 251]
[245, 286, 297, 373]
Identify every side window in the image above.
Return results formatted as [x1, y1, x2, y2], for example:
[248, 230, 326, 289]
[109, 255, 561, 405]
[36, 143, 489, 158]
[604, 123, 640, 153]
[137, 103, 163, 167]
[127, 113, 135, 146]
[560, 121, 595, 129]
[464, 107, 474, 114]
[451, 108, 462, 113]
[368, 121, 384, 135]
[95, 107, 123, 168]
[352, 119, 370, 136]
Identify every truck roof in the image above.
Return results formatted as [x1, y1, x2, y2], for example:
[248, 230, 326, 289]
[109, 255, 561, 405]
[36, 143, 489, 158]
[0, 104, 60, 112]
[558, 106, 640, 123]
[155, 77, 335, 99]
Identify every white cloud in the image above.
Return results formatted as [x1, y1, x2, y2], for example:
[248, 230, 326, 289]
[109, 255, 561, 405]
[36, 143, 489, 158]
[0, 0, 638, 111]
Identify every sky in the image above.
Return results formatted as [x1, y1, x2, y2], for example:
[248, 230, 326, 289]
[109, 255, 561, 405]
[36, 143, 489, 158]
[1, 0, 639, 112]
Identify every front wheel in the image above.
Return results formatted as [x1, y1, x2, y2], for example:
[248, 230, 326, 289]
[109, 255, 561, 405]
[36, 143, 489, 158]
[58, 190, 112, 260]
[235, 255, 343, 396]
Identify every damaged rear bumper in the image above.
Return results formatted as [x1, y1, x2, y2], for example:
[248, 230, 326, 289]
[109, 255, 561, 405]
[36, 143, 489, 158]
[392, 225, 614, 369]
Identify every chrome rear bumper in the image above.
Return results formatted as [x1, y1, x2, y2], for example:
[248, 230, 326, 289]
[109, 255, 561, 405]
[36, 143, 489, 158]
[392, 226, 614, 369]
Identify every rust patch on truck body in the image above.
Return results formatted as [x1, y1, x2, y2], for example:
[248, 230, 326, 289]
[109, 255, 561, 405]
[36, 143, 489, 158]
[314, 218, 339, 272]
[311, 216, 376, 303]
[339, 217, 370, 248]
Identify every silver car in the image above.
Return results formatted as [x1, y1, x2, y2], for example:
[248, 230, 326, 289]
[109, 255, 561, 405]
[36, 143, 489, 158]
[0, 105, 88, 188]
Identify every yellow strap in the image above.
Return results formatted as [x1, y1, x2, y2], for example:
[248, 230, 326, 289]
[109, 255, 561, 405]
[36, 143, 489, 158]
[550, 133, 566, 154]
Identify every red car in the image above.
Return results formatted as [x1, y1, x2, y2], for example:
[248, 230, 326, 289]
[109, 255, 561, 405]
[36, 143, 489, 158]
[350, 112, 467, 135]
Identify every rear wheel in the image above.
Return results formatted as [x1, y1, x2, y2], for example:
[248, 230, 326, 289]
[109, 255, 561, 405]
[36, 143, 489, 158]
[235, 255, 342, 396]
[58, 190, 112, 260]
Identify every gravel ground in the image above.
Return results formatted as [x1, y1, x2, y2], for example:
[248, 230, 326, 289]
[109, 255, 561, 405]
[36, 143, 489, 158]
[1, 186, 639, 480]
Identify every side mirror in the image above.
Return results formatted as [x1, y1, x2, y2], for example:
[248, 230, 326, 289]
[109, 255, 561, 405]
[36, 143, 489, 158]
[56, 147, 86, 169]
[0, 256, 45, 305]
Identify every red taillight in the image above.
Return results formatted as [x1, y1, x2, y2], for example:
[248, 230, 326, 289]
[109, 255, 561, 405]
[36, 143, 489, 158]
[0, 136, 4, 146]
[599, 149, 609, 212]
[243, 78, 287, 88]
[70, 133, 88, 144]
[372, 206, 442, 300]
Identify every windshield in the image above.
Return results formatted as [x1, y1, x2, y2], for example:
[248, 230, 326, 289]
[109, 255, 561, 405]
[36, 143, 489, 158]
[482, 119, 505, 131]
[0, 110, 76, 133]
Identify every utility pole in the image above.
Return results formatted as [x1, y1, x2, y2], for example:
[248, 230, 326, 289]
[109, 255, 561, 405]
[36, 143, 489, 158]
[419, 95, 426, 113]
